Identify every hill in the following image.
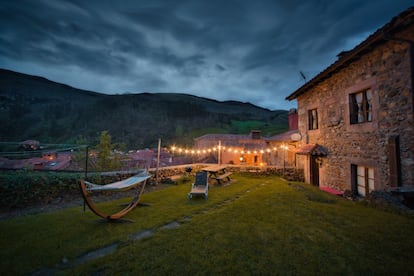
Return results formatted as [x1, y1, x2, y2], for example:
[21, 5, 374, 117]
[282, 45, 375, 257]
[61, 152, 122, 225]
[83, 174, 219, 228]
[0, 69, 288, 148]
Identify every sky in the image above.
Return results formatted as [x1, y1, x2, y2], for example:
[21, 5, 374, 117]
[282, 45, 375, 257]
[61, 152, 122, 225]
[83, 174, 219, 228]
[0, 1, 413, 110]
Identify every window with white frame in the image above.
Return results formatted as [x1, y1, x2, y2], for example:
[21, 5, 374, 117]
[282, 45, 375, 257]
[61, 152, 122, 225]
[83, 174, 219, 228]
[349, 89, 373, 124]
[308, 109, 318, 130]
[352, 165, 374, 196]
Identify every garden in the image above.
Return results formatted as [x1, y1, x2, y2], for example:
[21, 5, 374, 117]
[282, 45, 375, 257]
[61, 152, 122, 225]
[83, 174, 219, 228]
[1, 173, 413, 275]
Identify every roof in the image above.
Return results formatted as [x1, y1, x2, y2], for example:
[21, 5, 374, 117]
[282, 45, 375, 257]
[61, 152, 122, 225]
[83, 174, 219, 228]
[286, 6, 414, 101]
[267, 130, 299, 142]
[194, 130, 268, 144]
[295, 144, 328, 156]
[194, 133, 249, 141]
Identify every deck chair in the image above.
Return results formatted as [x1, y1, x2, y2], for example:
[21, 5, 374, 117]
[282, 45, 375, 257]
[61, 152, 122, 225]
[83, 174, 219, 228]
[79, 169, 151, 221]
[188, 171, 208, 200]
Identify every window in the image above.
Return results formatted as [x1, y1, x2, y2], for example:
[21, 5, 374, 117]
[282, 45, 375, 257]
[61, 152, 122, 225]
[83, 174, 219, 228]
[351, 165, 374, 196]
[308, 109, 318, 130]
[349, 89, 372, 124]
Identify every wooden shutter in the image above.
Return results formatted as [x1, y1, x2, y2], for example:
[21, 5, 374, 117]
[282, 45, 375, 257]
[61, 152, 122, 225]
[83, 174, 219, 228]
[388, 135, 401, 187]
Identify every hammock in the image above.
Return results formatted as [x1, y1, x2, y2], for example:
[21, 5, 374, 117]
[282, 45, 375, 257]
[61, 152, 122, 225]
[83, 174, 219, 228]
[84, 173, 151, 192]
[80, 169, 151, 221]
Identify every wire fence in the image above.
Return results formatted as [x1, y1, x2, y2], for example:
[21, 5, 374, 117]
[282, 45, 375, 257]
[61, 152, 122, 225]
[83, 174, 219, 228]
[0, 141, 87, 158]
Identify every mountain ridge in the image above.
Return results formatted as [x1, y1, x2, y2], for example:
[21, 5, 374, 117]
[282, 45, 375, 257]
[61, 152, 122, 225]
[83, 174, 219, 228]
[0, 68, 288, 148]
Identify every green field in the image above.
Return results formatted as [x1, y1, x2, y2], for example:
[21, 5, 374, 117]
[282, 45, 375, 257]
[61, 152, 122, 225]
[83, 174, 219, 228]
[1, 174, 413, 275]
[229, 120, 287, 136]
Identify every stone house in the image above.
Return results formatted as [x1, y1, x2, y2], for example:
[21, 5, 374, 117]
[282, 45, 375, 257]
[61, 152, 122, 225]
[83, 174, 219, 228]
[193, 110, 300, 166]
[19, 140, 40, 150]
[266, 109, 300, 167]
[193, 131, 269, 166]
[286, 7, 414, 196]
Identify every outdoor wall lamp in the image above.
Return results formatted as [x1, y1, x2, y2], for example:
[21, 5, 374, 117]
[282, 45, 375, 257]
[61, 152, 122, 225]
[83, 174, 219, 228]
[316, 157, 323, 167]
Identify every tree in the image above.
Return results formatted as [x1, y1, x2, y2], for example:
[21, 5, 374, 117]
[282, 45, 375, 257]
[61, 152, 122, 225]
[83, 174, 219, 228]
[96, 131, 121, 171]
[70, 135, 89, 171]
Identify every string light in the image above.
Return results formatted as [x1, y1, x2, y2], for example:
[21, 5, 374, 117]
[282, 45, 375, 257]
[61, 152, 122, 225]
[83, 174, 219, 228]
[280, 145, 289, 150]
[168, 144, 284, 155]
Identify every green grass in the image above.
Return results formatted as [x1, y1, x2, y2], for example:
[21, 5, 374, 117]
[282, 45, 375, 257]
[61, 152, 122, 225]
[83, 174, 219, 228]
[172, 120, 288, 146]
[185, 127, 228, 142]
[1, 175, 413, 275]
[230, 120, 287, 136]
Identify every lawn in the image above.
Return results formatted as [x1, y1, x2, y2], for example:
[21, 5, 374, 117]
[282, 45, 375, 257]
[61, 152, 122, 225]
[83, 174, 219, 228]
[1, 174, 413, 275]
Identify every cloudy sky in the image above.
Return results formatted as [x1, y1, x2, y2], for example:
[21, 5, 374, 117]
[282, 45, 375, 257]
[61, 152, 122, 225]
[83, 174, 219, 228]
[0, 1, 412, 110]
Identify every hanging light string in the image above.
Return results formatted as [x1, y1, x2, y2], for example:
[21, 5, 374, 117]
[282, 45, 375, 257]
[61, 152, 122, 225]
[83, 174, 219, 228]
[168, 144, 292, 155]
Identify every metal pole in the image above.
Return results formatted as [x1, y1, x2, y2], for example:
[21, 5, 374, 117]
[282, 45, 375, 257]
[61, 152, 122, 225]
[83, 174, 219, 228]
[83, 145, 89, 212]
[283, 145, 286, 177]
[156, 138, 161, 184]
[85, 146, 89, 180]
[218, 140, 221, 165]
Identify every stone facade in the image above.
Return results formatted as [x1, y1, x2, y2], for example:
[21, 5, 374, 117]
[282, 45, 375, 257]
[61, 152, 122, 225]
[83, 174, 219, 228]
[287, 8, 414, 194]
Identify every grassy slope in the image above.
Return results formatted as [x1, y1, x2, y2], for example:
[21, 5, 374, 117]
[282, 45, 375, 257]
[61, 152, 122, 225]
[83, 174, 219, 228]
[1, 175, 413, 275]
[230, 119, 287, 136]
[187, 120, 288, 140]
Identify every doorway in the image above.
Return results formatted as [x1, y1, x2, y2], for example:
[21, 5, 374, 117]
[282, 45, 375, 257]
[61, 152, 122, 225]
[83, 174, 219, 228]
[310, 155, 320, 186]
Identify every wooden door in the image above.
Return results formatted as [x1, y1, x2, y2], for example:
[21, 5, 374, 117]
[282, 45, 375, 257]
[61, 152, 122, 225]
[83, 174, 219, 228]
[310, 155, 319, 186]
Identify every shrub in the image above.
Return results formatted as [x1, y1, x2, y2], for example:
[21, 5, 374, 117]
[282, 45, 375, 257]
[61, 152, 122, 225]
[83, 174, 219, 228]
[0, 171, 82, 210]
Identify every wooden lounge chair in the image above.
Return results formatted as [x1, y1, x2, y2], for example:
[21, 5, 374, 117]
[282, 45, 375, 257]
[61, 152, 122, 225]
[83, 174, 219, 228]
[79, 169, 151, 221]
[188, 171, 208, 200]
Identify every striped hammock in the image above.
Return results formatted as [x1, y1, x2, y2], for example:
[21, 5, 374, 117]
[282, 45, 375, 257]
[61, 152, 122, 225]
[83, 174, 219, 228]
[84, 171, 151, 192]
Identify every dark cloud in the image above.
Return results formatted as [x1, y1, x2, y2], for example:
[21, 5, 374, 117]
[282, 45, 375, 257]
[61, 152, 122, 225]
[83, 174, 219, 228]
[215, 64, 226, 72]
[0, 0, 412, 109]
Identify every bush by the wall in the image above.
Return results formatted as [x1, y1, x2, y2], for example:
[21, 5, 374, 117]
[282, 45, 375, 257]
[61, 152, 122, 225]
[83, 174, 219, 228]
[0, 171, 83, 210]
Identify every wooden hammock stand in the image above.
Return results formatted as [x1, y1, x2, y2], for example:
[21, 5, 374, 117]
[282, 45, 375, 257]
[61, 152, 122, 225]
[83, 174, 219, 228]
[79, 170, 151, 221]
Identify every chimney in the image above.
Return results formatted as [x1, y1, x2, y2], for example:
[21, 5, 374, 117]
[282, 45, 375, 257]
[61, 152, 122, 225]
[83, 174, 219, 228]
[289, 108, 298, 130]
[250, 130, 261, 139]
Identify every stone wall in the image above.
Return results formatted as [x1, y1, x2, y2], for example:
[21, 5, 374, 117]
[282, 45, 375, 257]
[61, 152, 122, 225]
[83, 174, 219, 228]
[149, 164, 204, 184]
[100, 164, 305, 184]
[296, 24, 414, 191]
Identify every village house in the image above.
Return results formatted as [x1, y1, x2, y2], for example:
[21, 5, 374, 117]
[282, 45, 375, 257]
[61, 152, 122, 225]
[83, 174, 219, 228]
[266, 108, 300, 167]
[286, 7, 414, 196]
[0, 150, 72, 171]
[193, 109, 300, 166]
[19, 140, 40, 150]
[194, 131, 268, 166]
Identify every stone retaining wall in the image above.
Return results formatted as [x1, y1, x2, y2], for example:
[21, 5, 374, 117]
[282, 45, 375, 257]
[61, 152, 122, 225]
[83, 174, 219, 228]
[100, 165, 305, 184]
